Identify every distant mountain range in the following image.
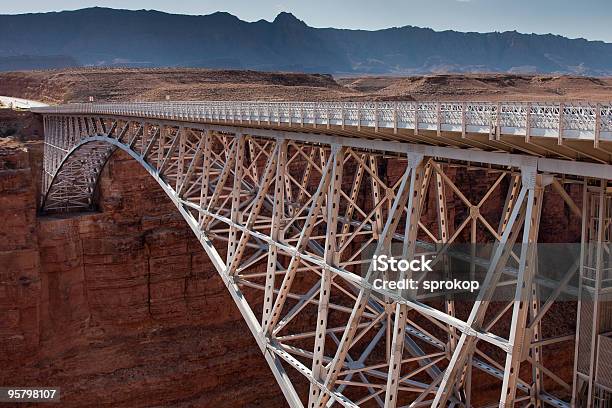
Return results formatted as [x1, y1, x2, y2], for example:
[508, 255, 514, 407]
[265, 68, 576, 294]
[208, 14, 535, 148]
[1, 7, 612, 75]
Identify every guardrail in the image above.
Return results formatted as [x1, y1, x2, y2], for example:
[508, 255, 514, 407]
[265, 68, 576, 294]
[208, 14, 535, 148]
[33, 101, 612, 142]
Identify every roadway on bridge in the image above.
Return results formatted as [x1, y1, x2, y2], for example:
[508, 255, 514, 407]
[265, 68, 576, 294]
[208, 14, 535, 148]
[0, 96, 48, 109]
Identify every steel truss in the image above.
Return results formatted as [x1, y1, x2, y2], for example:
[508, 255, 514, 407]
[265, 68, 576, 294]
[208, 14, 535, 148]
[38, 111, 612, 408]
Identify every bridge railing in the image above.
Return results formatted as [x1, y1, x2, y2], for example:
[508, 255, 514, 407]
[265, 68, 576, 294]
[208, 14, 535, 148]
[32, 100, 612, 141]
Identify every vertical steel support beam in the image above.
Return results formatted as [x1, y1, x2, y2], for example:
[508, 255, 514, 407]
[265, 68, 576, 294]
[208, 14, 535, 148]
[384, 156, 426, 408]
[227, 135, 246, 264]
[157, 124, 166, 167]
[248, 137, 259, 182]
[262, 140, 288, 328]
[308, 147, 345, 407]
[499, 171, 545, 407]
[198, 131, 213, 226]
[435, 167, 459, 356]
[572, 180, 590, 407]
[499, 174, 522, 236]
[369, 155, 384, 238]
[175, 127, 187, 191]
[530, 274, 544, 408]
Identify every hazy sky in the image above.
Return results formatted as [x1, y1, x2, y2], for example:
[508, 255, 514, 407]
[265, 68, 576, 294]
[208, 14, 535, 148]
[1, 0, 611, 42]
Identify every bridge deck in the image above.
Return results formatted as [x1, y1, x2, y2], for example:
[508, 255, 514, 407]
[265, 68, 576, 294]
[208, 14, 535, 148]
[33, 100, 612, 166]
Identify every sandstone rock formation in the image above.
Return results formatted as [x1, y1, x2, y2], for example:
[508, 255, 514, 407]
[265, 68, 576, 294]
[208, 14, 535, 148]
[0, 134, 288, 407]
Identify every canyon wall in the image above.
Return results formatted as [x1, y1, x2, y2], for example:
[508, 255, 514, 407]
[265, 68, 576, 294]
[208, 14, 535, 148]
[0, 134, 288, 407]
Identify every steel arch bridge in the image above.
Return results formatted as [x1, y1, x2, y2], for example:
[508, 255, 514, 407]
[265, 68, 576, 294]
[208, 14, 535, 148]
[34, 101, 612, 408]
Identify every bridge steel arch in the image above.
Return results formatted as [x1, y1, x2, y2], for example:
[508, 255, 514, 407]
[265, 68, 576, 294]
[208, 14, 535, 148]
[34, 102, 612, 408]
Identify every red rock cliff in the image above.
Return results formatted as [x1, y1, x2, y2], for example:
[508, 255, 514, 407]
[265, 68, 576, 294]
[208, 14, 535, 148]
[0, 137, 288, 407]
